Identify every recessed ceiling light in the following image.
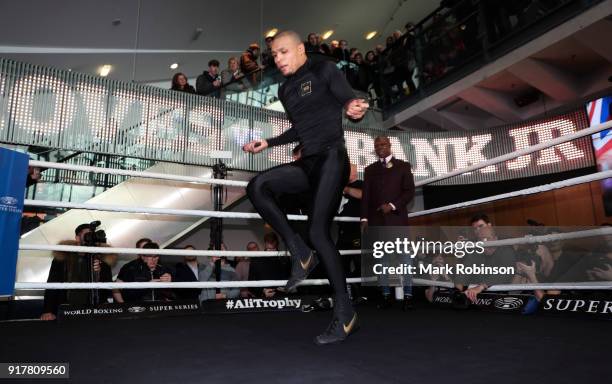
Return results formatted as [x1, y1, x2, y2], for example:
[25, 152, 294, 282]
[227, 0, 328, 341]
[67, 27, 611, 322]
[170, 63, 179, 70]
[322, 30, 334, 40]
[365, 31, 377, 40]
[99, 65, 112, 77]
[265, 28, 278, 38]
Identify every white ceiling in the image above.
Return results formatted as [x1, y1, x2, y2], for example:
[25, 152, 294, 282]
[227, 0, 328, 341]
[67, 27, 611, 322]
[0, 0, 437, 84]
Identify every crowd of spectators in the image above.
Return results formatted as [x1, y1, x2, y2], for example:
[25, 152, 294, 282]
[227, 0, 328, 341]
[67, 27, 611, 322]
[416, 213, 612, 314]
[169, 0, 566, 107]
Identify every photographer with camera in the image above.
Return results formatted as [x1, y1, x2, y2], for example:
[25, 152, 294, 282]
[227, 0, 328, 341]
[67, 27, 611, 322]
[40, 222, 114, 321]
[113, 242, 175, 303]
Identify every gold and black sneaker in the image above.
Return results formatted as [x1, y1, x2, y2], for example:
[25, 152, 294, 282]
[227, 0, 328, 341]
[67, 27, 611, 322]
[278, 234, 318, 293]
[314, 308, 359, 346]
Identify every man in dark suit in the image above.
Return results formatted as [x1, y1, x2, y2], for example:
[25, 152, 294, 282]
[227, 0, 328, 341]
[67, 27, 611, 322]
[173, 245, 202, 300]
[361, 136, 415, 310]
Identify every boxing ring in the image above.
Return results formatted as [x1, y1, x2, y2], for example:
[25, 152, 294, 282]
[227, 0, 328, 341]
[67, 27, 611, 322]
[1, 120, 612, 383]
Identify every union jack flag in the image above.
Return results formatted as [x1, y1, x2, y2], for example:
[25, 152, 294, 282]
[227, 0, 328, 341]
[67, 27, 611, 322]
[588, 96, 612, 158]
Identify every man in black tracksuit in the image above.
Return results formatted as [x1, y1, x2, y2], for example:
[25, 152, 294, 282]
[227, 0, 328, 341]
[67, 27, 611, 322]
[242, 30, 368, 345]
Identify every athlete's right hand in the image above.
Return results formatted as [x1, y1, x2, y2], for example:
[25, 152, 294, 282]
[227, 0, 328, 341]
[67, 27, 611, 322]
[242, 139, 268, 154]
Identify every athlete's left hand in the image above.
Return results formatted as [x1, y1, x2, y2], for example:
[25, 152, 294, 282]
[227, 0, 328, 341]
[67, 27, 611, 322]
[345, 99, 369, 120]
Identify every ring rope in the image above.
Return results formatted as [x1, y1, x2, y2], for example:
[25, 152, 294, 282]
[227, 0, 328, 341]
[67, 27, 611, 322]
[28, 160, 249, 187]
[21, 225, 612, 255]
[23, 199, 360, 222]
[13, 279, 612, 291]
[410, 169, 612, 217]
[24, 169, 612, 223]
[415, 119, 612, 186]
[18, 244, 362, 257]
[27, 120, 612, 189]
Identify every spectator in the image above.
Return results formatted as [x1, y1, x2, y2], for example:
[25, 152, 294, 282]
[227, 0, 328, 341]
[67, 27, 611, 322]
[458, 215, 518, 303]
[235, 242, 258, 298]
[319, 41, 332, 56]
[248, 232, 289, 298]
[365, 50, 381, 106]
[40, 223, 114, 320]
[329, 40, 340, 51]
[385, 35, 395, 49]
[333, 39, 351, 67]
[113, 242, 174, 303]
[240, 43, 262, 86]
[26, 166, 42, 188]
[196, 60, 222, 98]
[261, 36, 275, 69]
[117, 237, 153, 270]
[304, 33, 320, 53]
[170, 72, 196, 94]
[173, 245, 203, 300]
[347, 52, 369, 92]
[198, 252, 240, 301]
[136, 238, 152, 249]
[424, 254, 453, 303]
[587, 224, 612, 281]
[361, 136, 415, 310]
[220, 57, 247, 94]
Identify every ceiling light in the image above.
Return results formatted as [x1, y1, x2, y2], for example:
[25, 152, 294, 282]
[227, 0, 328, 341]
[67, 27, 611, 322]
[322, 30, 334, 40]
[265, 28, 278, 38]
[99, 65, 112, 77]
[170, 63, 179, 70]
[365, 31, 377, 40]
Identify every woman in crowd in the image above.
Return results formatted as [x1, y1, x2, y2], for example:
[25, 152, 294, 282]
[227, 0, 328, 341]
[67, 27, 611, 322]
[170, 72, 196, 93]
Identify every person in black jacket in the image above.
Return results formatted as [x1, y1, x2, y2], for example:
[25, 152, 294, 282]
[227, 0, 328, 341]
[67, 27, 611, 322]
[361, 136, 415, 309]
[113, 242, 174, 303]
[173, 245, 202, 300]
[242, 30, 368, 345]
[196, 60, 221, 98]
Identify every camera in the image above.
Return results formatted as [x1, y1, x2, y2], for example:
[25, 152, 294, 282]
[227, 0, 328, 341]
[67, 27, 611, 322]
[213, 161, 228, 179]
[82, 220, 107, 246]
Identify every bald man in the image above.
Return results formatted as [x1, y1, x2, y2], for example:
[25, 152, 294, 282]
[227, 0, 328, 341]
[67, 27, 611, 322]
[243, 30, 368, 345]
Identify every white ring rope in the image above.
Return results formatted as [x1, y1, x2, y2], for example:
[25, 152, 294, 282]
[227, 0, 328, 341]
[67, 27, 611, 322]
[25, 169, 612, 223]
[23, 200, 360, 222]
[28, 160, 249, 187]
[20, 226, 612, 256]
[13, 278, 612, 291]
[18, 244, 361, 257]
[28, 120, 612, 189]
[410, 169, 612, 217]
[480, 226, 612, 247]
[14, 277, 369, 290]
[410, 279, 612, 291]
[415, 119, 612, 186]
